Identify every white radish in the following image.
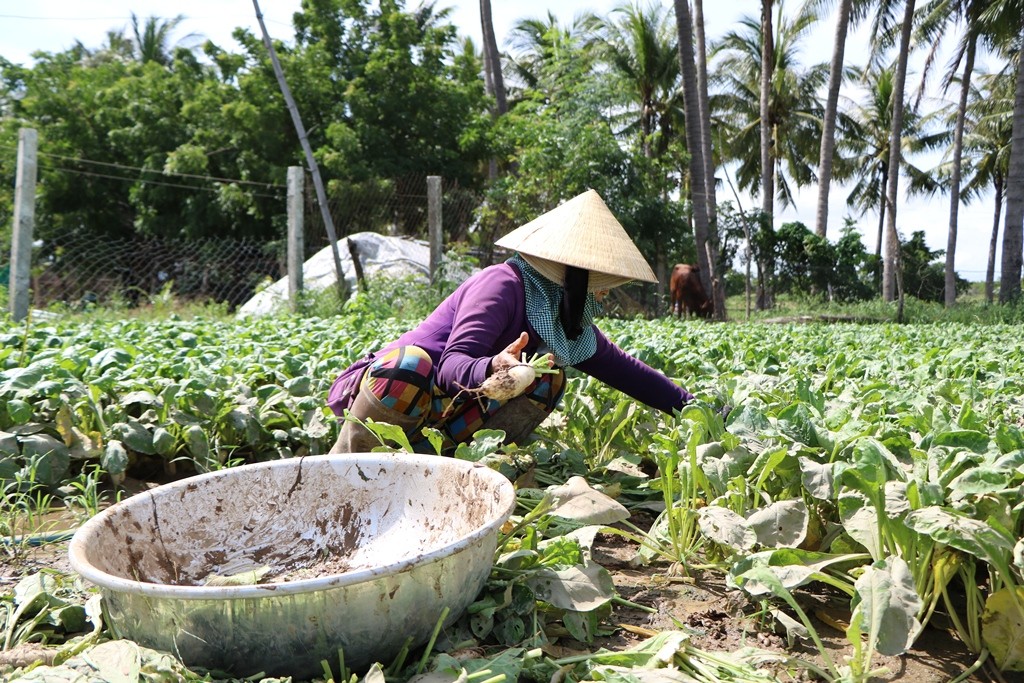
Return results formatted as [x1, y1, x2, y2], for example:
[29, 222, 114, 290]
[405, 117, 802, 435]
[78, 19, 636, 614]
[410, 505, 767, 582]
[478, 363, 539, 401]
[447, 353, 557, 413]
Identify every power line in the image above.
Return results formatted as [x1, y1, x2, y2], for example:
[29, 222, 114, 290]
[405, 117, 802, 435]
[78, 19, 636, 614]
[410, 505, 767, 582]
[1, 143, 286, 191]
[37, 161, 284, 200]
[42, 148, 284, 189]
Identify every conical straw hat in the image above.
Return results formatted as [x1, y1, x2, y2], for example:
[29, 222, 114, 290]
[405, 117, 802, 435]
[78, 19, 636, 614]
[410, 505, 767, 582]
[495, 189, 657, 291]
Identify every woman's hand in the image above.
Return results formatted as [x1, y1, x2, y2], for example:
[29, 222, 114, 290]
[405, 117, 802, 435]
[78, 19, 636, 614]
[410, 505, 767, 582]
[490, 331, 530, 375]
[490, 332, 554, 375]
[494, 329, 555, 372]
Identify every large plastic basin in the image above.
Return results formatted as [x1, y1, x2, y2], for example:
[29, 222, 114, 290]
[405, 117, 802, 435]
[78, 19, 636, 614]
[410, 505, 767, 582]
[68, 453, 515, 678]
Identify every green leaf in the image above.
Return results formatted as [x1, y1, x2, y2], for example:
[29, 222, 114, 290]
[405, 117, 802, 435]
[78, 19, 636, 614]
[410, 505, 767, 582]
[118, 391, 160, 409]
[151, 427, 176, 457]
[563, 608, 601, 642]
[102, 440, 129, 479]
[982, 587, 1024, 671]
[90, 347, 133, 373]
[777, 403, 819, 447]
[799, 456, 834, 501]
[727, 405, 773, 440]
[931, 429, 990, 453]
[82, 640, 142, 683]
[525, 561, 615, 611]
[547, 476, 630, 524]
[0, 455, 18, 480]
[111, 420, 155, 455]
[285, 376, 312, 396]
[698, 443, 755, 496]
[585, 630, 691, 670]
[454, 430, 504, 461]
[948, 466, 1012, 501]
[14, 572, 61, 611]
[905, 507, 1015, 567]
[728, 548, 865, 595]
[20, 434, 71, 486]
[0, 430, 20, 456]
[848, 557, 921, 657]
[7, 398, 33, 423]
[747, 499, 808, 549]
[185, 425, 213, 471]
[1, 366, 47, 392]
[49, 604, 88, 633]
[841, 438, 904, 490]
[697, 506, 756, 552]
[364, 420, 414, 452]
[838, 492, 881, 559]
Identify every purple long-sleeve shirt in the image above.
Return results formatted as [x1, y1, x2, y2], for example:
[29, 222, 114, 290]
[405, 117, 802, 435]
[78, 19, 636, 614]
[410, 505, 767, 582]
[327, 262, 693, 416]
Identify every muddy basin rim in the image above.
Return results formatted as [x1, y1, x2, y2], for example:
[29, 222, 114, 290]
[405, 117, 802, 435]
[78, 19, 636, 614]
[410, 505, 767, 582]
[68, 453, 516, 599]
[65, 452, 515, 677]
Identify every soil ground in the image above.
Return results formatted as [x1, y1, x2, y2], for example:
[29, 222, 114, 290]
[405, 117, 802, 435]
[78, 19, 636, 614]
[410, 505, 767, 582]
[574, 530, 1019, 683]
[2, 476, 1022, 683]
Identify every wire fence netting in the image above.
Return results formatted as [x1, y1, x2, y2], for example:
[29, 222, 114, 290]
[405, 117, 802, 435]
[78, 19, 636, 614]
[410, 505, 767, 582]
[1, 173, 482, 311]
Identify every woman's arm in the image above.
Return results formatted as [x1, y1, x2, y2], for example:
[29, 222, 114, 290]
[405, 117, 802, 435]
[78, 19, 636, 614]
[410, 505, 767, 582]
[435, 266, 526, 395]
[574, 328, 694, 414]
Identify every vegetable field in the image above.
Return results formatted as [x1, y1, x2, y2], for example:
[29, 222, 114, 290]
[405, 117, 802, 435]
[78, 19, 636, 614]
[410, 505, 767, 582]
[2, 312, 1024, 683]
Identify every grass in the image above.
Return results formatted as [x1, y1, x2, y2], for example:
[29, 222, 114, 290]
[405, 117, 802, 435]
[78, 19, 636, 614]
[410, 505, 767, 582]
[721, 284, 1024, 325]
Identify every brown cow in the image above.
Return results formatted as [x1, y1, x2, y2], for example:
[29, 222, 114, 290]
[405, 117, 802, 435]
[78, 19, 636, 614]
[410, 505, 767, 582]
[669, 263, 712, 318]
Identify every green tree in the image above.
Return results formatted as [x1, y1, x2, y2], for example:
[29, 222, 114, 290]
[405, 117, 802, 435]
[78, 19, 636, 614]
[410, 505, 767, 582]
[838, 64, 946, 288]
[129, 14, 194, 65]
[874, 0, 917, 302]
[710, 4, 825, 309]
[593, 2, 681, 159]
[961, 70, 1013, 303]
[712, 7, 826, 208]
[593, 1, 686, 306]
[900, 230, 970, 300]
[981, 0, 1024, 302]
[505, 10, 600, 102]
[916, 0, 994, 305]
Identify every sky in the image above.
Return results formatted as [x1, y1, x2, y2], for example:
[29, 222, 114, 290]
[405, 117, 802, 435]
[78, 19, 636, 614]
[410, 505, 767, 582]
[0, 1, 1001, 281]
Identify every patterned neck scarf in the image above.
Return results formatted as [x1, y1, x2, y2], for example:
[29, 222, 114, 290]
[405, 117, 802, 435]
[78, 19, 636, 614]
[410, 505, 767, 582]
[508, 254, 601, 367]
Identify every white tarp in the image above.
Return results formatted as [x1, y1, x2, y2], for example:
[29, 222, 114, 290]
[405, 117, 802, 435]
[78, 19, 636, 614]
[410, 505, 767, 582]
[237, 231, 431, 317]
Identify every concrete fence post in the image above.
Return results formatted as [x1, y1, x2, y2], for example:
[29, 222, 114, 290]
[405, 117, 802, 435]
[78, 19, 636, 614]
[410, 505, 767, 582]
[287, 166, 304, 312]
[427, 175, 442, 284]
[10, 128, 38, 321]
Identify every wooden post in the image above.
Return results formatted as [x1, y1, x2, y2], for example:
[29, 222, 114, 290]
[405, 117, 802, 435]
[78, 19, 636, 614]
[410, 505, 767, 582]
[252, 0, 348, 303]
[10, 128, 37, 321]
[286, 166, 304, 312]
[427, 175, 442, 284]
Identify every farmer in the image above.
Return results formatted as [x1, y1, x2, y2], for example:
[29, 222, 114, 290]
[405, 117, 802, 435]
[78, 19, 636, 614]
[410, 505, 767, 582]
[327, 189, 696, 454]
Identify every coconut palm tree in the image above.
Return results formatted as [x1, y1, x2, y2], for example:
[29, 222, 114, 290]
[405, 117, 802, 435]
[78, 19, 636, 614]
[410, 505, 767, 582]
[960, 70, 1013, 303]
[591, 2, 685, 307]
[916, 0, 994, 305]
[480, 0, 507, 117]
[1001, 50, 1024, 303]
[692, 0, 719, 249]
[480, 0, 507, 182]
[505, 11, 599, 101]
[711, 7, 827, 209]
[874, 0, 918, 302]
[593, 2, 681, 159]
[128, 14, 193, 66]
[840, 65, 946, 284]
[711, 3, 825, 308]
[759, 0, 775, 223]
[980, 0, 1024, 303]
[673, 0, 725, 318]
[809, 0, 865, 239]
